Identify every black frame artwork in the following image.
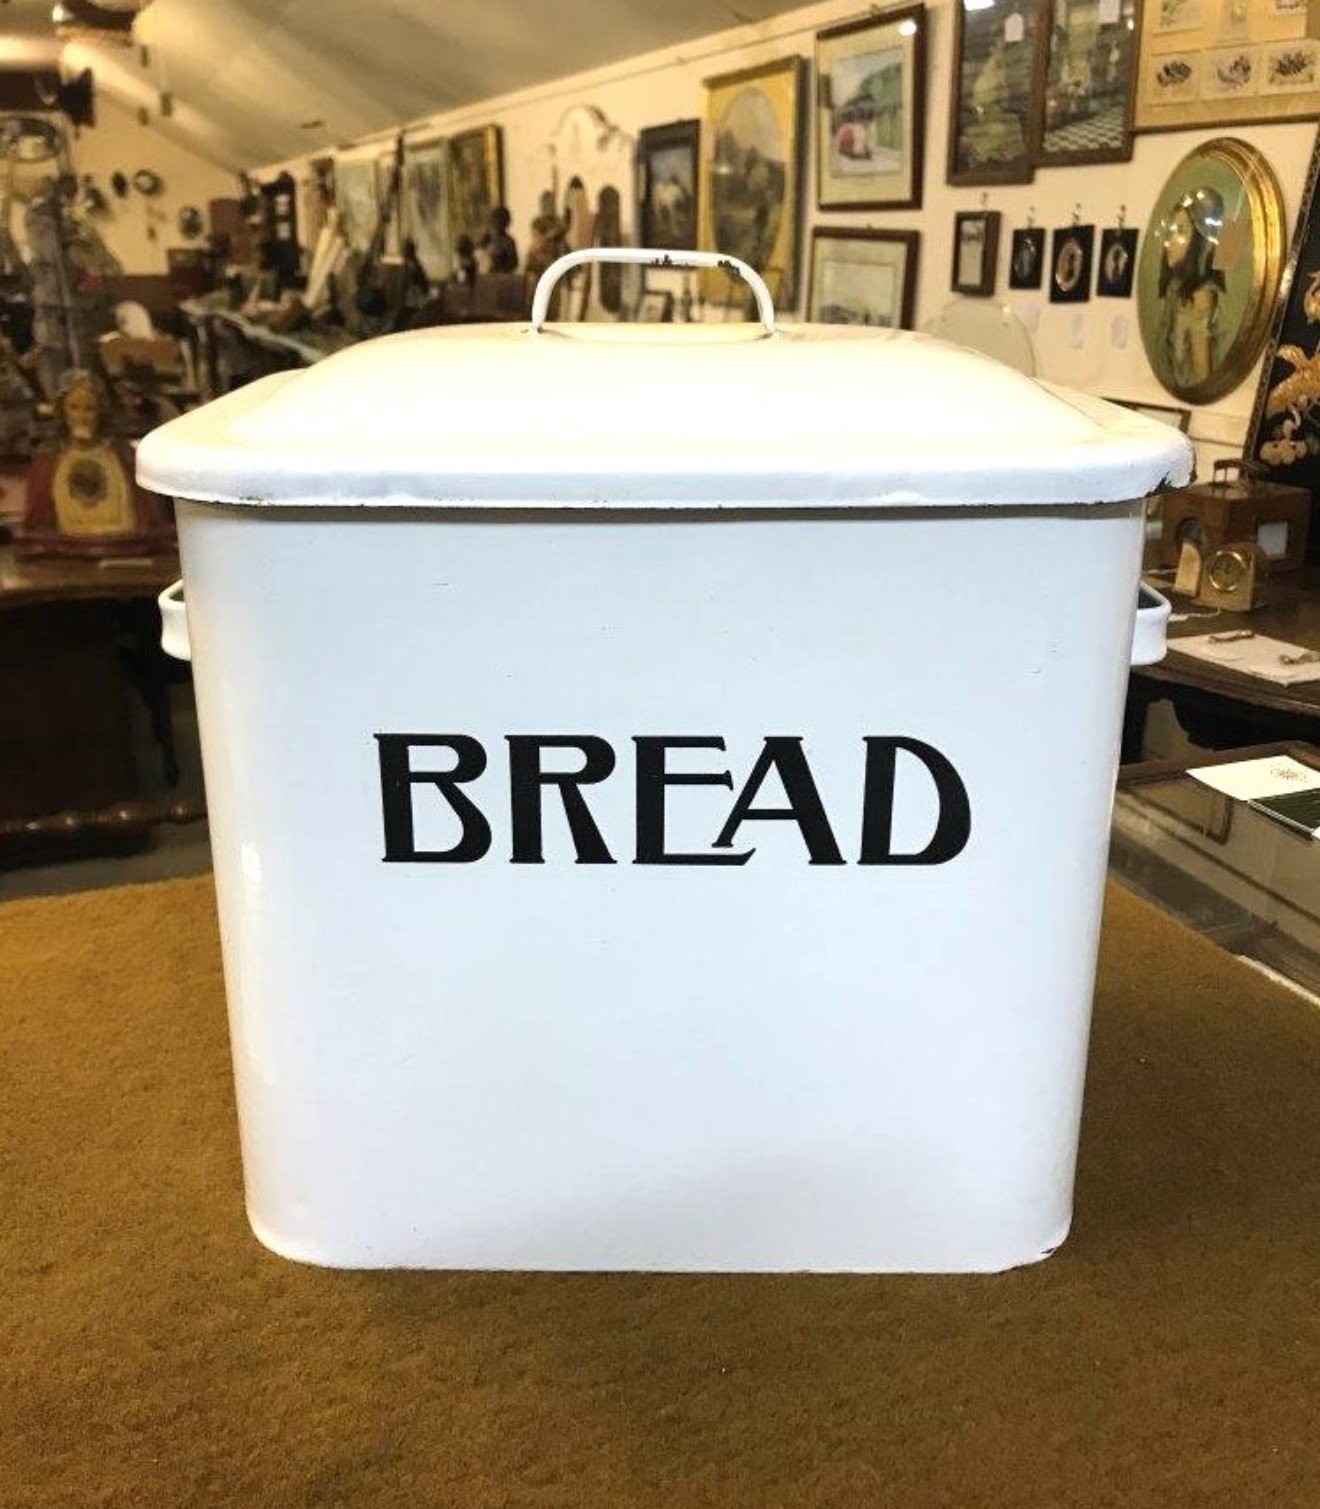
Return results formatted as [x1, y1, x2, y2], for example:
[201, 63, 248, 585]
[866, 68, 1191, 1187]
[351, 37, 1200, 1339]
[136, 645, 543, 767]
[1244, 126, 1320, 563]
[1097, 227, 1138, 297]
[1009, 226, 1046, 290]
[1050, 222, 1095, 303]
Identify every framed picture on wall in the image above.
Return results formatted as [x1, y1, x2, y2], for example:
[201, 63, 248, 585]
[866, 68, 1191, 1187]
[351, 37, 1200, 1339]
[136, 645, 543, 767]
[1136, 136, 1285, 403]
[1038, 0, 1140, 166]
[637, 119, 700, 250]
[947, 0, 1048, 184]
[1008, 225, 1046, 289]
[815, 4, 927, 211]
[1136, 0, 1320, 133]
[698, 56, 808, 308]
[807, 227, 920, 326]
[333, 155, 380, 255]
[1049, 222, 1095, 302]
[951, 209, 1001, 295]
[403, 136, 451, 281]
[446, 124, 504, 250]
[1096, 226, 1139, 297]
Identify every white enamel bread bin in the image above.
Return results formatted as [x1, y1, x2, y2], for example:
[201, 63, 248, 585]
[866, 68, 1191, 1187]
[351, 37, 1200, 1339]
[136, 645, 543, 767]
[140, 250, 1192, 1273]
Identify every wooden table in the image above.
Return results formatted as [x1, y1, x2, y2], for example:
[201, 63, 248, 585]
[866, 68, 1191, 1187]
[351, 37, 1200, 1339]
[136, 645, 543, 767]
[1125, 565, 1320, 760]
[0, 543, 190, 864]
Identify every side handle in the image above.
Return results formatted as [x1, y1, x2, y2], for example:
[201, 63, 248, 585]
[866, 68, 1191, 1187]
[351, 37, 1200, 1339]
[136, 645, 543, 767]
[1132, 583, 1170, 667]
[159, 580, 190, 662]
[529, 248, 777, 334]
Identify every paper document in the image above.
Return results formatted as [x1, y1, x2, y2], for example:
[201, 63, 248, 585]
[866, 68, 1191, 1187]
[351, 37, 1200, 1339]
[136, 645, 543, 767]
[1188, 754, 1320, 800]
[1170, 632, 1320, 686]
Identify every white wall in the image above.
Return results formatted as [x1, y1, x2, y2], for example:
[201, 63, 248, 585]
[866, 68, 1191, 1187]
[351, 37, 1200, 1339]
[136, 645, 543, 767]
[66, 93, 236, 275]
[260, 0, 1317, 469]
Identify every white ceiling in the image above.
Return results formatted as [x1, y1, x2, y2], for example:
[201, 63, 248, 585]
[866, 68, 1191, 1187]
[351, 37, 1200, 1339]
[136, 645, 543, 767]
[0, 0, 810, 169]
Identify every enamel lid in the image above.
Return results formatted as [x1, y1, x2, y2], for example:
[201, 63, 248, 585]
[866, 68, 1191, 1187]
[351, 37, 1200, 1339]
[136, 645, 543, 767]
[138, 287, 1193, 511]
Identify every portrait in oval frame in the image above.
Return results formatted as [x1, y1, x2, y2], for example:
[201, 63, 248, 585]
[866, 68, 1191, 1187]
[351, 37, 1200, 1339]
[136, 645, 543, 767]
[1136, 137, 1285, 405]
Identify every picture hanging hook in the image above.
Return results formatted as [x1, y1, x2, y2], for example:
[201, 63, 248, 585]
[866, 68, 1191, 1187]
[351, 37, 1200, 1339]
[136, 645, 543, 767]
[980, 191, 989, 210]
[1117, 204, 1126, 230]
[1026, 205, 1035, 228]
[1071, 202, 1081, 226]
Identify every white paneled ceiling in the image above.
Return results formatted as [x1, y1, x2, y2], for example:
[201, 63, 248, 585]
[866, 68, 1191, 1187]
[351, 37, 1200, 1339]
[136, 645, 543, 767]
[0, 0, 811, 168]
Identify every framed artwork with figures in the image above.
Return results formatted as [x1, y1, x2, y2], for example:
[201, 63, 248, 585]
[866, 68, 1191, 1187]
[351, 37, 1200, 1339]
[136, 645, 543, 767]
[1137, 136, 1285, 403]
[947, 0, 1047, 184]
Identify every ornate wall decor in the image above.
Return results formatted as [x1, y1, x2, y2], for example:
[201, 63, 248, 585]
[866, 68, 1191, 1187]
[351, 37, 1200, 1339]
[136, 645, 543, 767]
[1136, 137, 1285, 404]
[1244, 125, 1320, 560]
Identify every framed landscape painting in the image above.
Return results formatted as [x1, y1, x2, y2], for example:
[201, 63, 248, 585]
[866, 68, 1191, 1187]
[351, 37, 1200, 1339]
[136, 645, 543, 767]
[815, 5, 927, 210]
[808, 227, 919, 326]
[699, 56, 807, 307]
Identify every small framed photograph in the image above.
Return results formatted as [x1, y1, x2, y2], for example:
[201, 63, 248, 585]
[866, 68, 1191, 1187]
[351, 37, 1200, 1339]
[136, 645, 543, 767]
[815, 4, 928, 211]
[1096, 227, 1139, 297]
[951, 209, 1001, 295]
[1050, 223, 1095, 302]
[1008, 226, 1046, 289]
[637, 119, 700, 250]
[808, 226, 920, 326]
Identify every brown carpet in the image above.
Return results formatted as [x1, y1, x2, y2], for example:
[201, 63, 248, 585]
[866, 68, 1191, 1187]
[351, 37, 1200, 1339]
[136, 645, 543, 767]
[2, 876, 1318, 1508]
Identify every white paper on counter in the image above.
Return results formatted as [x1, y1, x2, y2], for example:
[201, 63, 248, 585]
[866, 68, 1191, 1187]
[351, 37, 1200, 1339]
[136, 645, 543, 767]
[1188, 755, 1320, 800]
[1170, 632, 1320, 686]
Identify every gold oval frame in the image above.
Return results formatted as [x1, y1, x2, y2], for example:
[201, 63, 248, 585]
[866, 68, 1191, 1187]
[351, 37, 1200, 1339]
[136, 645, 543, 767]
[1137, 137, 1286, 407]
